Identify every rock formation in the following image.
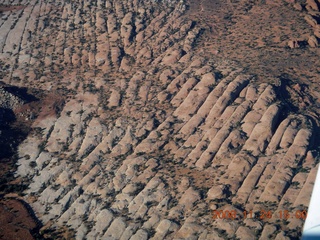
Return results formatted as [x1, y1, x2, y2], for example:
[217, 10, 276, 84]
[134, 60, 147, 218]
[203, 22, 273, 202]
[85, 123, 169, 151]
[0, 0, 318, 239]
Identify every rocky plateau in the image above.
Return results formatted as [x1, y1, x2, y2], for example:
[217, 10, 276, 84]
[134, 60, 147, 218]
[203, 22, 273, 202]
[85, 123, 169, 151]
[0, 0, 319, 239]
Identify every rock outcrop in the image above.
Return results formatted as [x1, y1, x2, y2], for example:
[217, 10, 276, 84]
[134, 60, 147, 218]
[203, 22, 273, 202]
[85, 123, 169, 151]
[0, 0, 318, 239]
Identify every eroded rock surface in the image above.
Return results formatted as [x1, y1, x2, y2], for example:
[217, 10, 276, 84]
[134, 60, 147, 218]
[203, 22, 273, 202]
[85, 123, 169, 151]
[0, 0, 318, 239]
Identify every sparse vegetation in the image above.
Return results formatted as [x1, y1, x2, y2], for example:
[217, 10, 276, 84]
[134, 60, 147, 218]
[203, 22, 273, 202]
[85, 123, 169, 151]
[0, 0, 318, 239]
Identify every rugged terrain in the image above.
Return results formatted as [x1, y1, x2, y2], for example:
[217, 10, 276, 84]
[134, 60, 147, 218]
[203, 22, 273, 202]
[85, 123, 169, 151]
[0, 0, 319, 239]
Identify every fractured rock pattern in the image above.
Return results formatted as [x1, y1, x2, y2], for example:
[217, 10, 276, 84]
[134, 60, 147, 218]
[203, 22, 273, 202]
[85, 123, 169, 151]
[0, 0, 318, 239]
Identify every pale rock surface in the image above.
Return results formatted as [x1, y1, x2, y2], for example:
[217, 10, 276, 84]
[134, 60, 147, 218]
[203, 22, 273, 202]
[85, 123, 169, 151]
[308, 35, 318, 47]
[0, 0, 317, 239]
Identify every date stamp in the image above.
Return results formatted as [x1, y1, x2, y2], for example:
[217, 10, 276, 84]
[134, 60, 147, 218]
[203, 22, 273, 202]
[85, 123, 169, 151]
[212, 209, 307, 220]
